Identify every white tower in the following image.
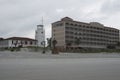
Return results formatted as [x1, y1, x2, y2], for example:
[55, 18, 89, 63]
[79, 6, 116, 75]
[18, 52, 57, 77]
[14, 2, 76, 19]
[35, 25, 45, 47]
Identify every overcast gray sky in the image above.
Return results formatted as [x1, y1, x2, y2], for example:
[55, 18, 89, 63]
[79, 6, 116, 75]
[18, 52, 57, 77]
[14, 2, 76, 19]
[0, 0, 120, 39]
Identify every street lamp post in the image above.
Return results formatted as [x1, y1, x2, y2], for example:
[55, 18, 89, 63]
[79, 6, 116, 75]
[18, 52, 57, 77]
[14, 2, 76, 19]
[42, 41, 46, 54]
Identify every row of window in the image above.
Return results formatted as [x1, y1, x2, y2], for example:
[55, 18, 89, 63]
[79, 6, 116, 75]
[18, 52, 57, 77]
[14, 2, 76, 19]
[65, 31, 118, 37]
[55, 23, 63, 27]
[65, 36, 118, 42]
[12, 40, 36, 45]
[65, 23, 118, 33]
[66, 29, 119, 36]
[81, 42, 116, 45]
[65, 27, 118, 35]
[65, 40, 117, 46]
[53, 22, 119, 33]
[65, 32, 118, 39]
[86, 34, 116, 39]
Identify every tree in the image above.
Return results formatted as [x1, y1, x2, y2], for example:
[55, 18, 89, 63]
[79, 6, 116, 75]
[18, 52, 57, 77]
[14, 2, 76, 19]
[52, 39, 57, 48]
[47, 38, 52, 48]
[117, 42, 120, 47]
[66, 42, 72, 50]
[13, 40, 18, 48]
[41, 41, 46, 54]
[66, 42, 72, 46]
[51, 39, 59, 54]
[107, 45, 116, 49]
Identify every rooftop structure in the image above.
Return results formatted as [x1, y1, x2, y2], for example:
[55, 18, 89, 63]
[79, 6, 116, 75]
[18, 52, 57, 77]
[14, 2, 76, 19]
[35, 25, 45, 47]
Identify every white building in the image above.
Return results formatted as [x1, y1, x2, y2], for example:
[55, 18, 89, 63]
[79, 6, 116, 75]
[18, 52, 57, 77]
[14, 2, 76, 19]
[0, 37, 37, 48]
[35, 25, 45, 47]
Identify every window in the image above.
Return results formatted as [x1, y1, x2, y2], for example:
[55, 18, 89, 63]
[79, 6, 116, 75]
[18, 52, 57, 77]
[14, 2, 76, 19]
[35, 41, 37, 45]
[75, 24, 78, 26]
[12, 40, 14, 44]
[30, 41, 33, 45]
[21, 41, 23, 44]
[66, 23, 69, 25]
[56, 23, 63, 26]
[25, 41, 27, 45]
[78, 25, 81, 27]
[65, 27, 69, 30]
[70, 23, 73, 26]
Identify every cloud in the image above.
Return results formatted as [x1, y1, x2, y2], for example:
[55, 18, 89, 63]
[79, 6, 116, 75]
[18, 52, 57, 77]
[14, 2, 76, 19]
[0, 0, 120, 39]
[101, 0, 120, 14]
[99, 0, 120, 28]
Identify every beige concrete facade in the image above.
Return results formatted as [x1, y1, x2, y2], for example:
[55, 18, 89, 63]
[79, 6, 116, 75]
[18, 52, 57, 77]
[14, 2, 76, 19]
[52, 17, 119, 50]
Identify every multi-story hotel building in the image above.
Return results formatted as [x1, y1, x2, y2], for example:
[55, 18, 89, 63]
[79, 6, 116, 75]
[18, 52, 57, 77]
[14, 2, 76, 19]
[52, 17, 119, 50]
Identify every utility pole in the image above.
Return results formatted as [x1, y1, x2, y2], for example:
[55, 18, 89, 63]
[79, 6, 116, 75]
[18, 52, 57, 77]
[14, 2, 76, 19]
[41, 17, 46, 54]
[42, 41, 46, 54]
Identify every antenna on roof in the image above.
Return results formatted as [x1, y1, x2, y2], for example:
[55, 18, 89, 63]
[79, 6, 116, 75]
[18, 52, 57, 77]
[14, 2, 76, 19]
[37, 17, 44, 28]
[41, 16, 43, 26]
